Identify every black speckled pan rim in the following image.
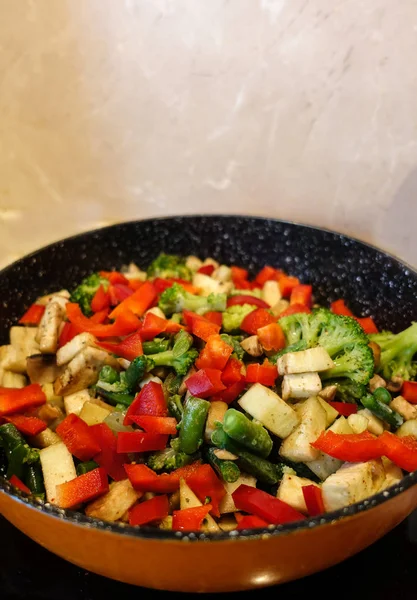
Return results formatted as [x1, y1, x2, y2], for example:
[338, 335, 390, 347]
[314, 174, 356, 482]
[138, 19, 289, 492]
[1, 213, 417, 542]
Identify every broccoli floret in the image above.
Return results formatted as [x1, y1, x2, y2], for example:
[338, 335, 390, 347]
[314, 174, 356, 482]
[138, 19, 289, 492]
[158, 283, 226, 316]
[325, 378, 367, 403]
[146, 330, 198, 376]
[222, 304, 258, 333]
[321, 344, 374, 385]
[70, 273, 109, 316]
[220, 334, 245, 360]
[147, 443, 195, 472]
[168, 394, 184, 421]
[369, 322, 417, 381]
[269, 340, 308, 363]
[147, 253, 192, 281]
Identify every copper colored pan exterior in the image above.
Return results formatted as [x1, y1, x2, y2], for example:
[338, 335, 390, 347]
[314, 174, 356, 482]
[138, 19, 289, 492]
[1, 485, 417, 592]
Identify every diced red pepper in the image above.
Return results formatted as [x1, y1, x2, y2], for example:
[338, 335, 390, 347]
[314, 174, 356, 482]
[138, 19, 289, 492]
[233, 278, 252, 290]
[90, 423, 127, 481]
[56, 468, 109, 509]
[109, 281, 157, 320]
[0, 384, 46, 417]
[330, 299, 354, 317]
[100, 271, 130, 286]
[311, 431, 382, 462]
[124, 382, 168, 425]
[129, 494, 169, 526]
[302, 485, 325, 517]
[212, 380, 246, 404]
[91, 285, 110, 313]
[117, 431, 168, 453]
[355, 317, 379, 334]
[279, 276, 300, 298]
[153, 278, 173, 295]
[58, 322, 81, 348]
[231, 265, 249, 282]
[226, 295, 269, 309]
[186, 464, 226, 517]
[245, 363, 278, 387]
[19, 304, 45, 325]
[241, 308, 275, 335]
[128, 279, 144, 291]
[195, 334, 233, 370]
[257, 322, 286, 352]
[98, 330, 143, 361]
[327, 402, 358, 417]
[4, 414, 47, 436]
[172, 504, 212, 531]
[255, 266, 283, 286]
[66, 303, 141, 338]
[236, 515, 269, 530]
[379, 432, 417, 472]
[190, 315, 221, 342]
[140, 312, 169, 341]
[203, 311, 223, 327]
[185, 368, 226, 399]
[401, 381, 417, 404]
[89, 308, 110, 324]
[221, 357, 245, 386]
[124, 462, 201, 493]
[111, 284, 134, 305]
[108, 285, 120, 307]
[290, 284, 313, 308]
[127, 415, 178, 435]
[197, 264, 215, 276]
[9, 474, 31, 495]
[232, 484, 305, 524]
[279, 303, 311, 318]
[56, 414, 101, 461]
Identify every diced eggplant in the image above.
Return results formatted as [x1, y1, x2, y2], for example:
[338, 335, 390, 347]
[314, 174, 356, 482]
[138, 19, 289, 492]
[85, 479, 140, 521]
[322, 460, 385, 511]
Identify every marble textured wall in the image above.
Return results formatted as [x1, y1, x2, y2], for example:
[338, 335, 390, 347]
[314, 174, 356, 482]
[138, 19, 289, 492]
[0, 0, 416, 267]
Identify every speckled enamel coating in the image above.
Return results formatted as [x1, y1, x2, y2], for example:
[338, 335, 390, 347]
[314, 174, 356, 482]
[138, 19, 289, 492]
[1, 216, 417, 591]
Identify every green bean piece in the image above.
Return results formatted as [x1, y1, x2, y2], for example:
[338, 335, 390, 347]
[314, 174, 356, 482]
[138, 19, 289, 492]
[96, 387, 134, 407]
[179, 397, 210, 455]
[143, 338, 171, 355]
[223, 409, 273, 458]
[361, 393, 403, 429]
[76, 460, 99, 476]
[373, 387, 392, 405]
[25, 464, 45, 497]
[206, 447, 240, 483]
[0, 423, 39, 479]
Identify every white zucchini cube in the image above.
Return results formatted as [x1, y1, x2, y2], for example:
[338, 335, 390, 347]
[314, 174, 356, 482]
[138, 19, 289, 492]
[262, 281, 282, 307]
[347, 413, 369, 434]
[79, 401, 111, 426]
[282, 372, 322, 400]
[397, 419, 417, 439]
[357, 408, 384, 435]
[192, 273, 220, 296]
[64, 389, 91, 416]
[179, 479, 220, 532]
[279, 396, 327, 462]
[307, 416, 353, 480]
[317, 397, 338, 427]
[39, 442, 77, 505]
[277, 347, 334, 375]
[56, 333, 97, 366]
[277, 473, 320, 514]
[238, 383, 299, 439]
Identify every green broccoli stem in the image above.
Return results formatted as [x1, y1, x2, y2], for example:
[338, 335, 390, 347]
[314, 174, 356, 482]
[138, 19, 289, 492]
[206, 447, 240, 483]
[370, 323, 417, 381]
[361, 393, 404, 429]
[143, 339, 170, 355]
[179, 397, 210, 454]
[222, 409, 273, 458]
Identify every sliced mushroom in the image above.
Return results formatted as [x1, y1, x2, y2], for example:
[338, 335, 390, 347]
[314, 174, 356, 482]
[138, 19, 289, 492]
[369, 374, 387, 393]
[240, 335, 263, 357]
[85, 480, 141, 522]
[54, 347, 119, 396]
[387, 376, 403, 393]
[27, 354, 63, 384]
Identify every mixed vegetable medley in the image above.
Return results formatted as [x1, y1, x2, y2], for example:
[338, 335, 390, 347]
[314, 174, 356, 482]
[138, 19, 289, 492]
[2, 253, 417, 532]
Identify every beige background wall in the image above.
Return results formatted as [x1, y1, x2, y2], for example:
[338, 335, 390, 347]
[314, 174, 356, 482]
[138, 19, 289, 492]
[0, 0, 416, 268]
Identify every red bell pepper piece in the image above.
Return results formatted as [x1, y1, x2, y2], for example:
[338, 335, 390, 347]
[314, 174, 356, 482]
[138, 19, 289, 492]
[66, 303, 141, 338]
[124, 462, 201, 493]
[379, 431, 417, 472]
[233, 278, 252, 290]
[279, 303, 311, 318]
[90, 422, 127, 481]
[245, 363, 278, 387]
[58, 322, 82, 347]
[241, 308, 275, 335]
[236, 515, 269, 530]
[172, 504, 212, 531]
[185, 312, 220, 341]
[128, 279, 144, 291]
[56, 467, 109, 509]
[185, 368, 226, 399]
[226, 295, 269, 309]
[124, 382, 168, 424]
[110, 284, 134, 305]
[255, 266, 283, 286]
[231, 265, 249, 282]
[233, 485, 305, 524]
[186, 464, 226, 517]
[4, 414, 47, 436]
[109, 281, 157, 319]
[98, 330, 143, 361]
[129, 494, 169, 526]
[401, 381, 417, 404]
[195, 334, 233, 370]
[100, 271, 130, 286]
[355, 317, 379, 334]
[221, 357, 244, 386]
[331, 299, 354, 317]
[203, 311, 223, 327]
[140, 312, 168, 341]
[212, 380, 247, 404]
[311, 431, 382, 462]
[0, 384, 46, 417]
[197, 264, 215, 276]
[91, 285, 110, 313]
[279, 276, 300, 298]
[117, 432, 168, 453]
[89, 308, 110, 324]
[257, 322, 286, 352]
[153, 278, 173, 295]
[56, 414, 101, 461]
[126, 415, 178, 435]
[9, 474, 31, 495]
[19, 304, 45, 325]
[290, 284, 313, 308]
[302, 485, 325, 517]
[327, 401, 358, 417]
